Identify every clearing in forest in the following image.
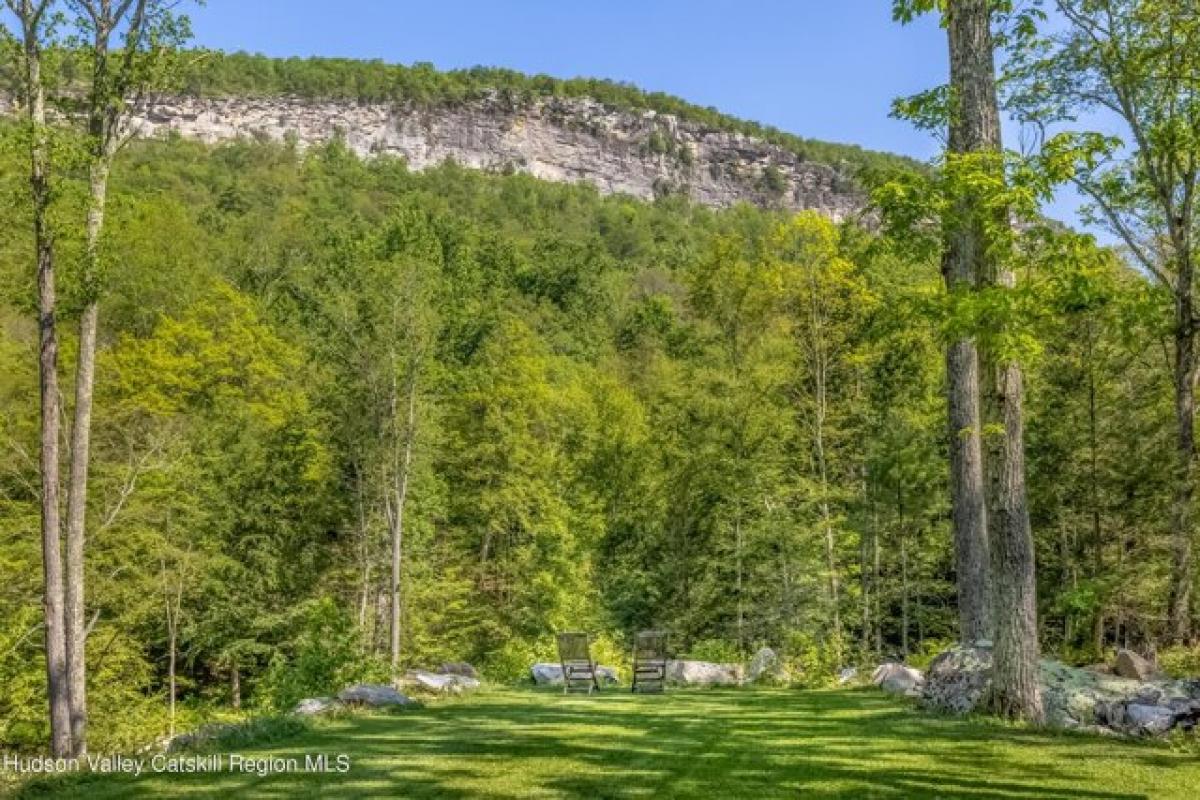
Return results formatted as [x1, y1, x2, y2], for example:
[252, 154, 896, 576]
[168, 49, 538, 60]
[25, 687, 1200, 799]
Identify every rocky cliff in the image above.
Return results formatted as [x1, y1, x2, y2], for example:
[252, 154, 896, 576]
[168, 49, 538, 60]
[117, 92, 865, 219]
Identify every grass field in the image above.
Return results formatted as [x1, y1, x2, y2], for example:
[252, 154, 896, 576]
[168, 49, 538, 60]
[19, 687, 1200, 799]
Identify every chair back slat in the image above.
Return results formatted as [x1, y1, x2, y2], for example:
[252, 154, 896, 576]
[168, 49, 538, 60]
[634, 630, 667, 662]
[557, 632, 592, 663]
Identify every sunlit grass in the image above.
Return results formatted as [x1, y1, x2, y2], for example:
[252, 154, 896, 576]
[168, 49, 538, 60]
[20, 687, 1199, 799]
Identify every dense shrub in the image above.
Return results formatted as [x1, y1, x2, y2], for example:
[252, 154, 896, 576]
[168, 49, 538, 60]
[256, 599, 370, 710]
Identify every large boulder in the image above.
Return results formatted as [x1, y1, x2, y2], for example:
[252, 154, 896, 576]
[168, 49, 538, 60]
[1126, 703, 1176, 735]
[337, 683, 414, 708]
[872, 663, 925, 698]
[666, 660, 743, 686]
[1114, 649, 1164, 682]
[438, 661, 479, 679]
[530, 662, 619, 686]
[292, 697, 340, 716]
[916, 644, 1199, 737]
[923, 646, 993, 713]
[747, 647, 789, 684]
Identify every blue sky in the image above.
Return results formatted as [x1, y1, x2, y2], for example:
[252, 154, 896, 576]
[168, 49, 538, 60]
[187, 0, 1100, 233]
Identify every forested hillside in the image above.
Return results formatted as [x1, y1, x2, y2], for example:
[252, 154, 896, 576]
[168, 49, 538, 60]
[0, 123, 1183, 750]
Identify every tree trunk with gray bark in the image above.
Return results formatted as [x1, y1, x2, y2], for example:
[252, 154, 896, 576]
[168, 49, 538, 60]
[946, 0, 1042, 720]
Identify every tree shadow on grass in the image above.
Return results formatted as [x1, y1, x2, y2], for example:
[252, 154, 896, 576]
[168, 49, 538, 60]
[22, 688, 1195, 800]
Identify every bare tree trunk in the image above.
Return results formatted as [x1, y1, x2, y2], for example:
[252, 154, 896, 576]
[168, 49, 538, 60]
[900, 534, 910, 658]
[946, 341, 990, 642]
[63, 0, 151, 755]
[807, 273, 842, 662]
[1168, 288, 1196, 642]
[861, 489, 873, 660]
[873, 528, 883, 656]
[1086, 332, 1106, 655]
[984, 358, 1042, 719]
[389, 372, 417, 673]
[230, 664, 240, 710]
[161, 558, 182, 739]
[947, 0, 1041, 720]
[64, 157, 109, 759]
[734, 510, 745, 655]
[166, 625, 176, 738]
[354, 466, 372, 641]
[13, 1, 72, 758]
[943, 0, 992, 638]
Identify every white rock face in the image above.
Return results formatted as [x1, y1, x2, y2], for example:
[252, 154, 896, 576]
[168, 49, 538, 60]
[666, 659, 743, 686]
[37, 92, 865, 218]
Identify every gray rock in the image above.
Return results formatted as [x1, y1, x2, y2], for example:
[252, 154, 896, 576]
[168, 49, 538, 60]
[1132, 685, 1164, 705]
[1126, 703, 1176, 735]
[292, 697, 339, 716]
[407, 670, 481, 694]
[1095, 700, 1126, 728]
[837, 667, 859, 685]
[917, 644, 1200, 737]
[872, 663, 925, 697]
[666, 660, 743, 686]
[438, 661, 478, 679]
[337, 683, 414, 707]
[921, 646, 993, 714]
[747, 647, 788, 683]
[530, 662, 619, 686]
[1114, 649, 1163, 682]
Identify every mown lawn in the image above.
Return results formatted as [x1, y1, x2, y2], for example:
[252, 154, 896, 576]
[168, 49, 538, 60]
[20, 687, 1200, 799]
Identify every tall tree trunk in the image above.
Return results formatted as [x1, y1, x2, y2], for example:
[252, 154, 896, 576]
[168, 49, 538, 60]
[945, 341, 990, 642]
[900, 534, 910, 657]
[734, 510, 745, 655]
[808, 281, 842, 662]
[389, 372, 417, 673]
[861, 496, 873, 660]
[984, 358, 1042, 719]
[230, 664, 240, 710]
[873, 527, 883, 656]
[943, 0, 992, 639]
[1086, 332, 1106, 654]
[63, 157, 109, 759]
[354, 465, 372, 642]
[947, 0, 1042, 720]
[1168, 281, 1196, 642]
[16, 3, 72, 758]
[161, 558, 182, 739]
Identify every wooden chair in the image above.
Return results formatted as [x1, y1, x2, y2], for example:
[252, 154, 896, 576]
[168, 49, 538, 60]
[631, 629, 668, 693]
[556, 632, 601, 694]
